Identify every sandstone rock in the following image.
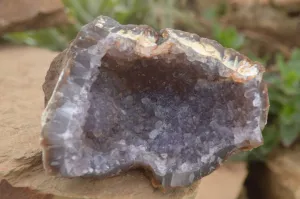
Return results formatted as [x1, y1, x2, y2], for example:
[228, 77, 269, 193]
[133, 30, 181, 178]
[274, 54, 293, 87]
[237, 187, 249, 199]
[196, 163, 248, 199]
[263, 146, 300, 199]
[0, 0, 69, 35]
[0, 179, 53, 199]
[41, 16, 269, 189]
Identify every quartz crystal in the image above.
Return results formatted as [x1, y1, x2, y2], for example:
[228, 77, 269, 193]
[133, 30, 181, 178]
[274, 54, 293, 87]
[41, 16, 269, 189]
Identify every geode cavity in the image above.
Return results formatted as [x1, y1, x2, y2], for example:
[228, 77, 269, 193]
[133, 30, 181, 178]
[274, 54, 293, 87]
[41, 16, 269, 189]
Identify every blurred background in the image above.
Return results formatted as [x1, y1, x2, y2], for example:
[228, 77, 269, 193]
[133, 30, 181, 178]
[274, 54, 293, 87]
[0, 0, 300, 199]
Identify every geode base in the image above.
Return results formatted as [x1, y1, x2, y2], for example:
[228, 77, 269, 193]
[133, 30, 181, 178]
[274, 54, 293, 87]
[41, 16, 269, 189]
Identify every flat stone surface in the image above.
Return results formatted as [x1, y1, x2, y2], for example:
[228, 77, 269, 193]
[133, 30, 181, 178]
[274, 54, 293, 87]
[0, 45, 247, 199]
[41, 16, 269, 189]
[0, 179, 53, 199]
[196, 162, 247, 199]
[0, 45, 53, 169]
[264, 145, 300, 199]
[0, 0, 69, 35]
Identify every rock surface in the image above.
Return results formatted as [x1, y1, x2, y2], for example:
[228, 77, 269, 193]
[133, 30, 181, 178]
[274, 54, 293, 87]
[42, 16, 269, 189]
[264, 145, 300, 199]
[0, 0, 69, 35]
[196, 163, 247, 199]
[0, 179, 53, 199]
[0, 45, 248, 199]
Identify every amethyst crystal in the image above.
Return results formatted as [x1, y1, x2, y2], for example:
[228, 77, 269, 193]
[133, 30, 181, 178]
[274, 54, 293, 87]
[41, 16, 269, 189]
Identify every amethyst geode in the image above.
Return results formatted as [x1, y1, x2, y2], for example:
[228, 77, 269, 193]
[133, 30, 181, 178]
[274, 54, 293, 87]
[41, 16, 269, 189]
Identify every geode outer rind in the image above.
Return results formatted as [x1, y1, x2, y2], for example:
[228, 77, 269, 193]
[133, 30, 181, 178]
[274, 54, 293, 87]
[41, 16, 269, 189]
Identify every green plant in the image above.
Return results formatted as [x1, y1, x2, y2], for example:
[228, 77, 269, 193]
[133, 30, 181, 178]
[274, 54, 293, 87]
[266, 49, 300, 147]
[4, 1, 245, 51]
[212, 25, 245, 50]
[202, 6, 245, 50]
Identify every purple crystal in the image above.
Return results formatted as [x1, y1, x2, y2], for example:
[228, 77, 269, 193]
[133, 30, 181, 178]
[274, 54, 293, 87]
[41, 16, 269, 189]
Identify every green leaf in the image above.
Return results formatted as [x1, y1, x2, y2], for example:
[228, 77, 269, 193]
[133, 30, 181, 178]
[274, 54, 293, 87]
[212, 25, 244, 49]
[280, 123, 300, 147]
